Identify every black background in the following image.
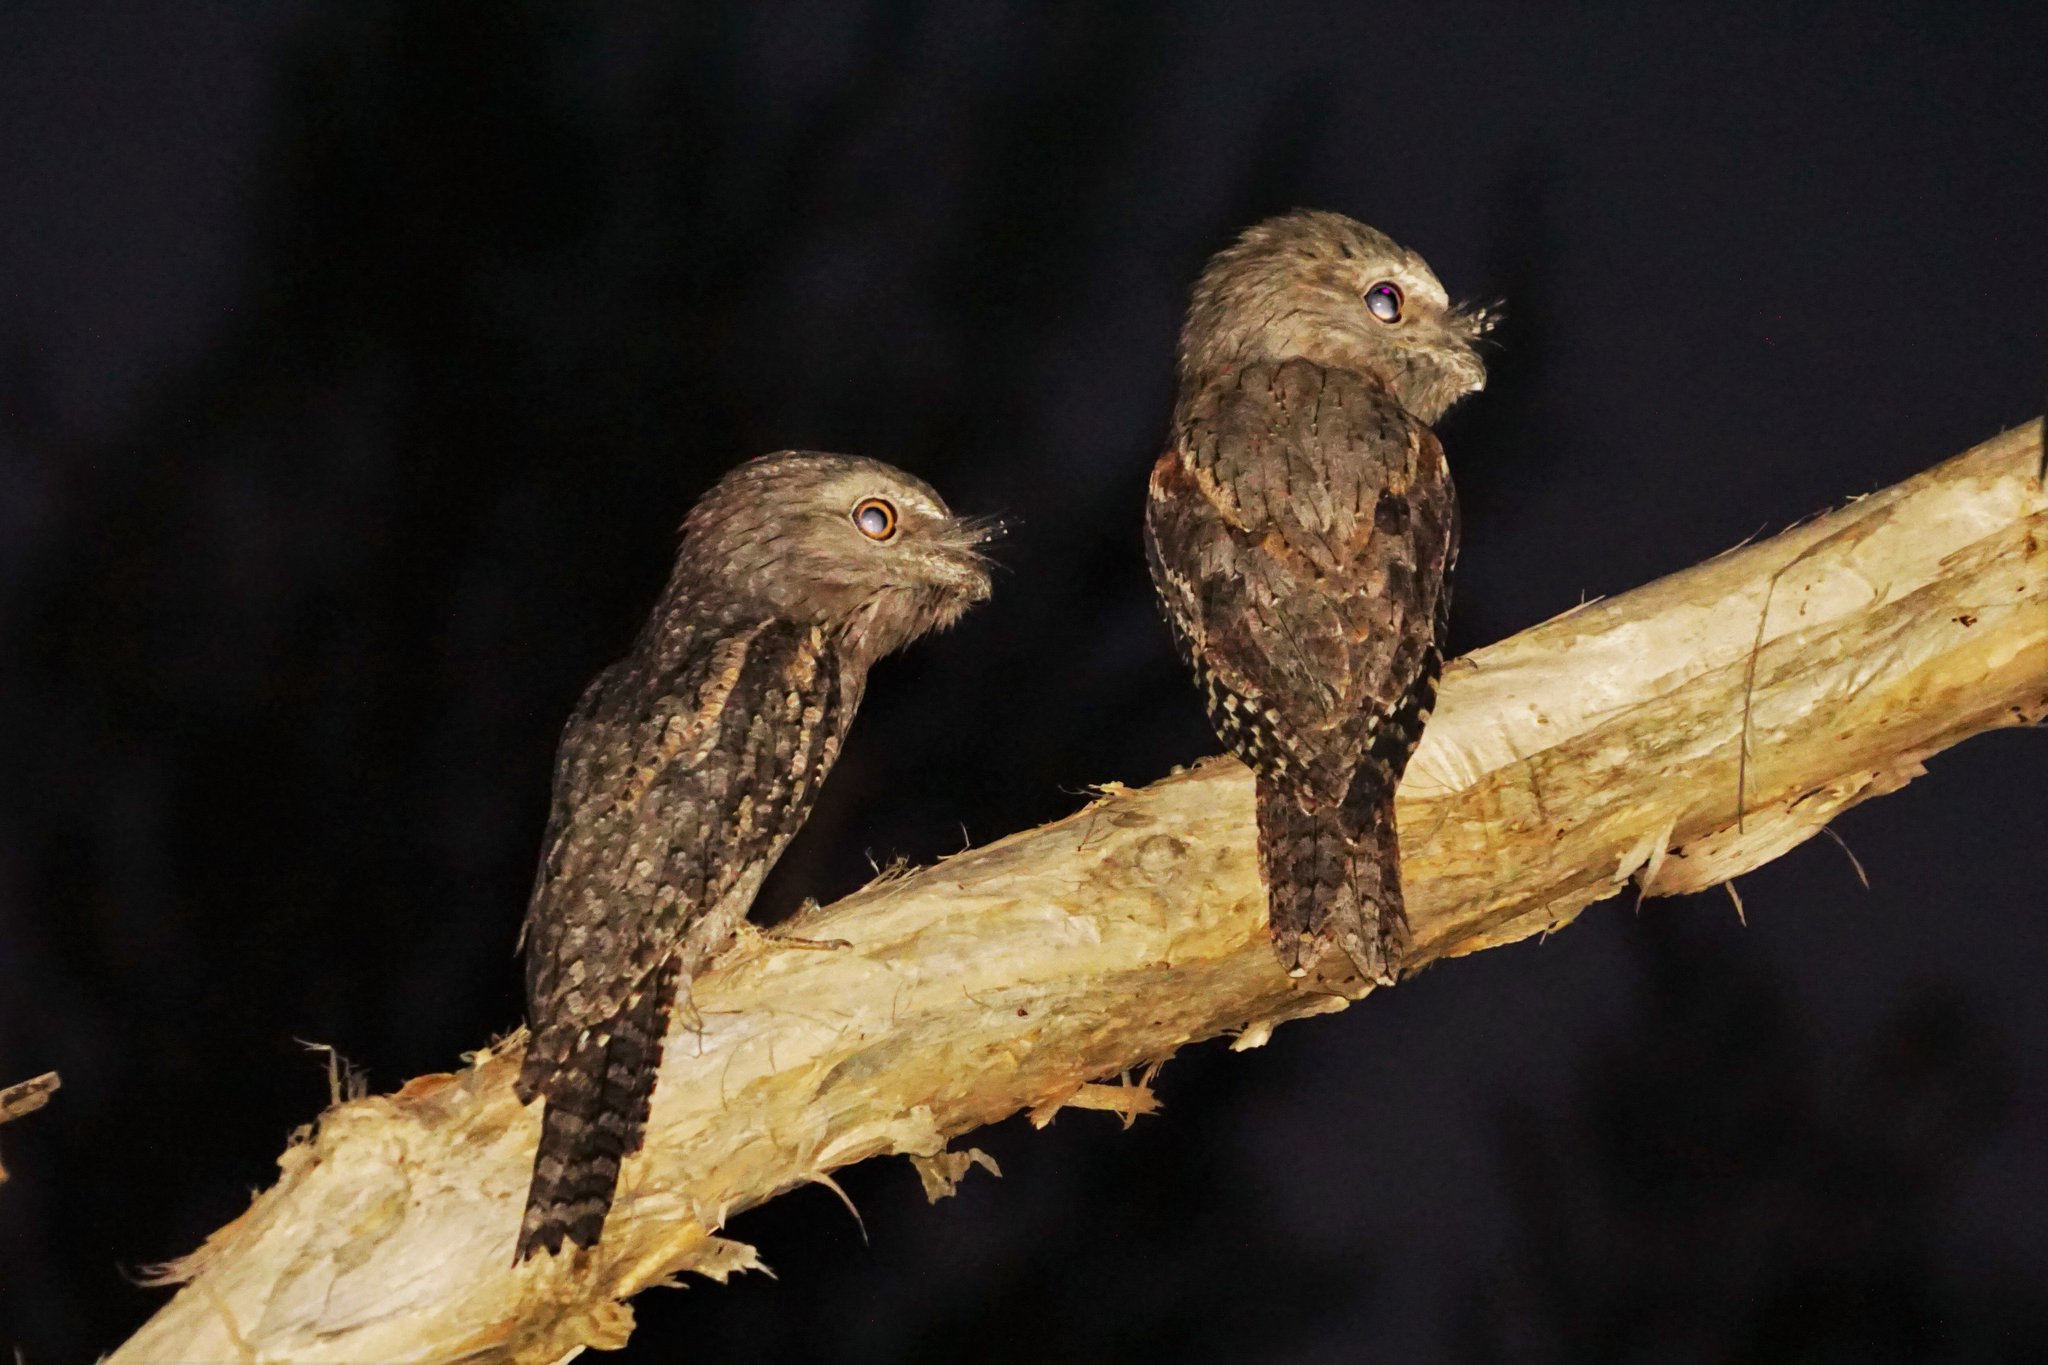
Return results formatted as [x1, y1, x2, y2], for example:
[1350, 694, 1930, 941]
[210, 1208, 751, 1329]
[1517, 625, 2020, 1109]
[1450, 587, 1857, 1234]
[2, 3, 2045, 1360]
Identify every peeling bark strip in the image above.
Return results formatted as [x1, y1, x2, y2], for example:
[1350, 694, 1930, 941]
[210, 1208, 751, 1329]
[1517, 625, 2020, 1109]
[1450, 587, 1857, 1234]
[0, 1071, 59, 1125]
[0, 1070, 61, 1186]
[112, 422, 2046, 1364]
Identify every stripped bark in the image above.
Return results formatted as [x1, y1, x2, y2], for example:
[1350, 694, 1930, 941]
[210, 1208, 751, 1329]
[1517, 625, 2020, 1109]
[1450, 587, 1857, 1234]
[111, 421, 2046, 1364]
[0, 1071, 62, 1186]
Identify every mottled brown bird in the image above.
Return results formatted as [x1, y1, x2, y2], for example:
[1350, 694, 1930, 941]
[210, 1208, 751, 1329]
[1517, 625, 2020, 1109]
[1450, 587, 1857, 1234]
[515, 452, 994, 1261]
[1145, 210, 1492, 989]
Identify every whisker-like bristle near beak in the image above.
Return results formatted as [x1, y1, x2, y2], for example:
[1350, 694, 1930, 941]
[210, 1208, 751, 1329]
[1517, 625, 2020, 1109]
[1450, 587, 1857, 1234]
[1459, 297, 1507, 342]
[958, 512, 1011, 548]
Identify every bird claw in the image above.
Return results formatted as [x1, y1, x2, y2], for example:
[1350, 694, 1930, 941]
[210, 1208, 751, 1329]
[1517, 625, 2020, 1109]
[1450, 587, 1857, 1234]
[755, 898, 850, 951]
[766, 932, 853, 952]
[758, 907, 852, 952]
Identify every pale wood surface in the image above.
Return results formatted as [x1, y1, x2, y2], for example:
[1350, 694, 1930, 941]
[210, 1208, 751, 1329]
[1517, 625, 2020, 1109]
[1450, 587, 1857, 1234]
[110, 421, 2046, 1364]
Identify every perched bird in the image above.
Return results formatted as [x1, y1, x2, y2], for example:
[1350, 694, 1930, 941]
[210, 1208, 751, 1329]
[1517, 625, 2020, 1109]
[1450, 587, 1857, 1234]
[1145, 210, 1491, 989]
[515, 452, 994, 1260]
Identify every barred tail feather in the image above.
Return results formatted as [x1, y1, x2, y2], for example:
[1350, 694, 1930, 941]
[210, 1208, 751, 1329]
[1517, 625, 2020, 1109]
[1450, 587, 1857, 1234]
[515, 960, 677, 1262]
[1256, 777, 1409, 989]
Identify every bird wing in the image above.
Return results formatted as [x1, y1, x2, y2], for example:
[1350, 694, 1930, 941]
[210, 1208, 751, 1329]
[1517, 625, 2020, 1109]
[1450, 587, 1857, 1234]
[512, 617, 850, 1257]
[517, 618, 847, 1051]
[1147, 358, 1457, 806]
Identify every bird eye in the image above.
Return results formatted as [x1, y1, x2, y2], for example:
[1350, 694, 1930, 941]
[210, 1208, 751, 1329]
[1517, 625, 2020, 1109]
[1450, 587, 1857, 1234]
[1364, 282, 1403, 323]
[852, 497, 898, 541]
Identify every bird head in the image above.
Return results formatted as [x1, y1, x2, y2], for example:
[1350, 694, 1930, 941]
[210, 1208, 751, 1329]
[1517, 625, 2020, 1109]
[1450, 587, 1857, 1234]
[680, 452, 998, 666]
[1178, 208, 1494, 425]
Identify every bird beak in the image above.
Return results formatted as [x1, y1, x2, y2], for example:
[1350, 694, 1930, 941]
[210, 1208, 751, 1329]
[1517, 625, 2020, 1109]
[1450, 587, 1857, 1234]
[935, 514, 1004, 602]
[1454, 347, 1488, 395]
[1444, 300, 1499, 397]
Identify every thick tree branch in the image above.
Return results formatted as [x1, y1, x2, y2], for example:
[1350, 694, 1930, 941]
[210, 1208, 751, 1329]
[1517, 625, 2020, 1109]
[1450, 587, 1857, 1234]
[112, 422, 2046, 1364]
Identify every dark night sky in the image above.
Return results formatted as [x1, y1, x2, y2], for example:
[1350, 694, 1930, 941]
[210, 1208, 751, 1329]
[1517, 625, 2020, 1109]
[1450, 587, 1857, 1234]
[2, 3, 2044, 1361]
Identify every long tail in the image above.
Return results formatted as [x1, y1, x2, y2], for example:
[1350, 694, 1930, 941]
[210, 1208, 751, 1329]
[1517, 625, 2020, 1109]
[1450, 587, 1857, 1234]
[1256, 776, 1409, 988]
[514, 960, 677, 1261]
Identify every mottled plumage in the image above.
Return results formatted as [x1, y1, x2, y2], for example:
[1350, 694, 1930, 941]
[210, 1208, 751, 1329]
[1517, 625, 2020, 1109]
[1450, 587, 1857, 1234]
[515, 452, 993, 1261]
[1145, 210, 1490, 989]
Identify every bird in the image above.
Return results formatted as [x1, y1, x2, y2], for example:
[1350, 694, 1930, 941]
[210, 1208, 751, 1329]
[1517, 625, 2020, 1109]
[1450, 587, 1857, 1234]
[1144, 209, 1492, 990]
[514, 451, 995, 1261]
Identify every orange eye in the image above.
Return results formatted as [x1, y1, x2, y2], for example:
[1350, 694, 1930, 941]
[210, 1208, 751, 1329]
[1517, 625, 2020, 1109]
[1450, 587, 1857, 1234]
[852, 497, 898, 541]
